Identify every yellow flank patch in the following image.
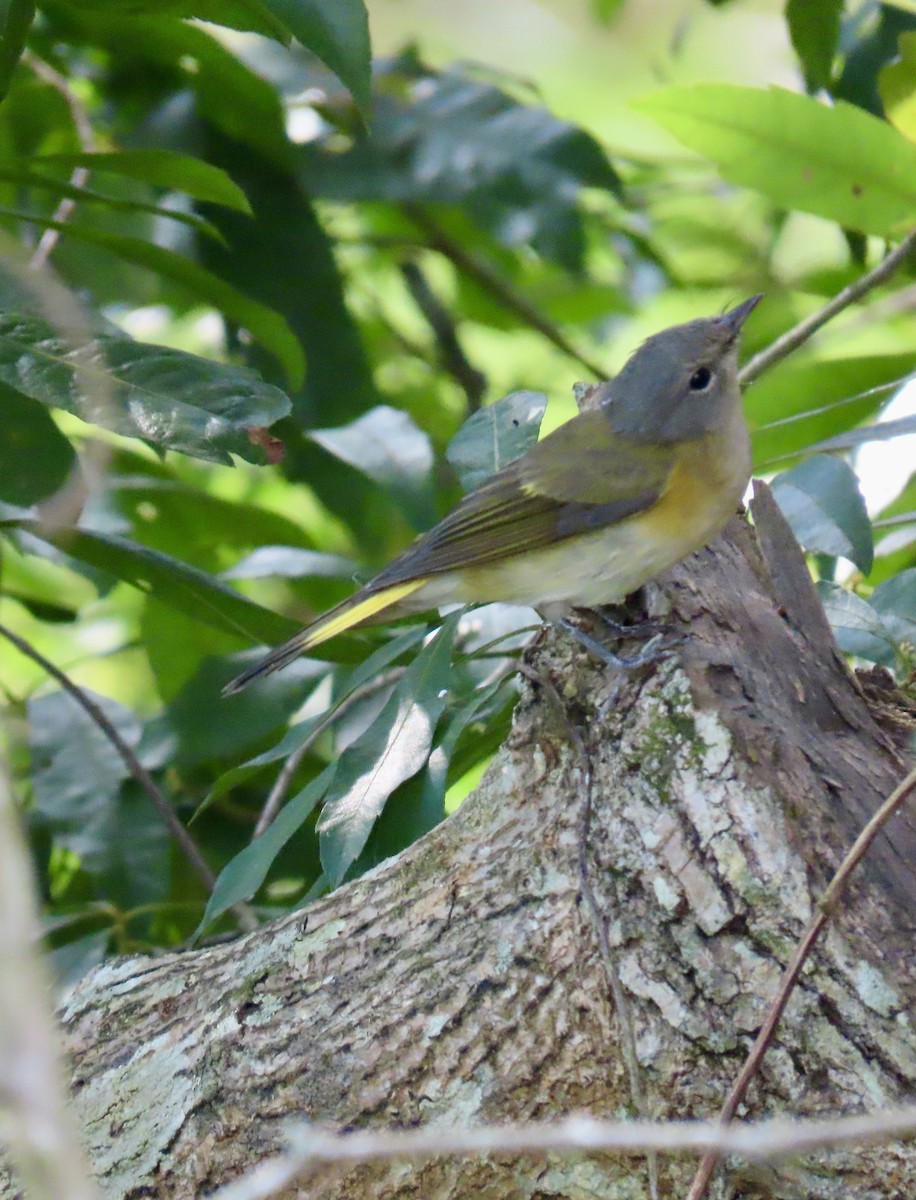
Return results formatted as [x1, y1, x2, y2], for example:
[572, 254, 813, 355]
[300, 579, 428, 649]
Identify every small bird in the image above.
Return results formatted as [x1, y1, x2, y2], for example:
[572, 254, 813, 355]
[224, 296, 761, 695]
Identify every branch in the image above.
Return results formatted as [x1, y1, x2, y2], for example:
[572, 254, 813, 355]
[207, 1106, 916, 1200]
[399, 261, 487, 412]
[739, 229, 916, 386]
[0, 621, 257, 933]
[683, 761, 916, 1200]
[402, 202, 610, 380]
[0, 763, 99, 1200]
[23, 52, 96, 271]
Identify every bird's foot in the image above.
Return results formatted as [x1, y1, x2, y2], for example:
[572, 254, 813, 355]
[559, 610, 683, 670]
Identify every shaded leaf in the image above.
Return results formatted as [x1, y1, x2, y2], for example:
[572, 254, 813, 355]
[786, 0, 843, 91]
[260, 0, 371, 115]
[0, 311, 291, 464]
[198, 763, 336, 934]
[870, 568, 916, 645]
[318, 615, 459, 885]
[816, 581, 896, 663]
[0, 389, 75, 506]
[446, 390, 547, 492]
[21, 522, 300, 644]
[771, 455, 873, 573]
[635, 83, 916, 238]
[33, 149, 251, 212]
[310, 406, 435, 528]
[803, 411, 916, 456]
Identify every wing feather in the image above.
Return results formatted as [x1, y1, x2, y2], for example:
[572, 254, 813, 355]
[372, 410, 676, 587]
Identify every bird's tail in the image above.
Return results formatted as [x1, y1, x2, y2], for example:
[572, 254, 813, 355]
[222, 578, 427, 695]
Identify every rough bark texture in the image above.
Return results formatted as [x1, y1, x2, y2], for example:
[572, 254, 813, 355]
[4, 499, 915, 1200]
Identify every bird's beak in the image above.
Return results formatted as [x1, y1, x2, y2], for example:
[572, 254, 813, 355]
[721, 294, 763, 333]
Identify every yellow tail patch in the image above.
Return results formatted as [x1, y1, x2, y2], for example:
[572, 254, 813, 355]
[300, 579, 428, 649]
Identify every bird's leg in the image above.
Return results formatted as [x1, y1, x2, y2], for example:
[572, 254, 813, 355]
[560, 604, 683, 670]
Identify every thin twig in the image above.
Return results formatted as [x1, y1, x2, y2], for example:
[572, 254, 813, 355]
[517, 659, 658, 1200]
[0, 620, 258, 932]
[683, 763, 916, 1200]
[400, 260, 487, 412]
[739, 229, 916, 387]
[24, 51, 96, 271]
[206, 1105, 916, 1200]
[0, 762, 100, 1200]
[403, 202, 610, 380]
[253, 667, 406, 839]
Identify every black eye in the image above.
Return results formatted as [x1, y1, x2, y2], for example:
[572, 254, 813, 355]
[689, 366, 712, 391]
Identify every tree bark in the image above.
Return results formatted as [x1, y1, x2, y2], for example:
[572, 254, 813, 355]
[4, 494, 916, 1200]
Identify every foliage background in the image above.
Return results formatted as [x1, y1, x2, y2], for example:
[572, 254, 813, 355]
[0, 0, 914, 979]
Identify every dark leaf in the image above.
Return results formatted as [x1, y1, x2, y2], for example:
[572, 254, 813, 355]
[786, 0, 843, 90]
[0, 389, 75, 506]
[260, 0, 371, 115]
[198, 763, 336, 934]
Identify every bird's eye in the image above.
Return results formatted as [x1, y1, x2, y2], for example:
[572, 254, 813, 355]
[689, 366, 712, 391]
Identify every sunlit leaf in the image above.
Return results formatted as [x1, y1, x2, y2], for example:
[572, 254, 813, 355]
[879, 31, 916, 141]
[0, 311, 291, 464]
[635, 83, 916, 237]
[446, 390, 547, 492]
[870, 568, 916, 645]
[318, 615, 459, 885]
[32, 150, 252, 212]
[771, 455, 873, 573]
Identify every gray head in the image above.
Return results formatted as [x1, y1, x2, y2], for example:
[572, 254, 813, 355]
[603, 296, 761, 443]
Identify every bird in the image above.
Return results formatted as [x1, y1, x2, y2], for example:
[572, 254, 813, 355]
[223, 296, 761, 695]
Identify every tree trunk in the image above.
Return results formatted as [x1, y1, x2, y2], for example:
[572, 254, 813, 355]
[5, 493, 916, 1200]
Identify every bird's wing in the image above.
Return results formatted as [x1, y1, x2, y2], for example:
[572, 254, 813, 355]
[372, 409, 677, 585]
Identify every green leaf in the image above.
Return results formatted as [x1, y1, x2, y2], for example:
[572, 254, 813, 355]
[28, 690, 160, 881]
[198, 763, 337, 935]
[310, 406, 436, 528]
[318, 615, 460, 885]
[786, 0, 843, 91]
[634, 83, 916, 238]
[816, 581, 896, 663]
[32, 150, 252, 213]
[879, 32, 916, 141]
[75, 1, 291, 42]
[802, 411, 916, 455]
[23, 224, 304, 387]
[446, 390, 547, 492]
[748, 356, 915, 467]
[870, 569, 916, 645]
[0, 311, 291, 465]
[260, 0, 371, 115]
[771, 455, 873, 573]
[199, 626, 428, 816]
[0, 1, 35, 104]
[21, 522, 300, 644]
[0, 390, 75, 506]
